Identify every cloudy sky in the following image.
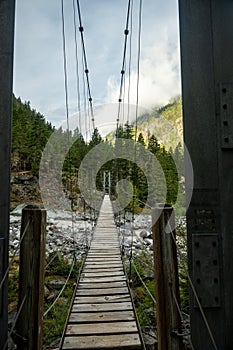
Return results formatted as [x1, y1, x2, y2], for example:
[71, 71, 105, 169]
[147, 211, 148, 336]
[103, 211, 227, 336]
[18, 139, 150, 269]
[13, 0, 181, 130]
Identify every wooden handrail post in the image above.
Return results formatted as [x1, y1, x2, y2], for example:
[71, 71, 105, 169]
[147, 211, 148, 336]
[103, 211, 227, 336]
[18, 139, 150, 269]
[152, 204, 183, 350]
[16, 205, 46, 350]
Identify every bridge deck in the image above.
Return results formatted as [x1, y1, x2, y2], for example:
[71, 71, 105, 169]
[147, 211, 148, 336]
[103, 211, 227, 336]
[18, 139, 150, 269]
[61, 196, 142, 350]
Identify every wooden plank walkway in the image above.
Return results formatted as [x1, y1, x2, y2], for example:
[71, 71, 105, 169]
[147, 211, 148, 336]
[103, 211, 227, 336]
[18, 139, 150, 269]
[61, 195, 142, 350]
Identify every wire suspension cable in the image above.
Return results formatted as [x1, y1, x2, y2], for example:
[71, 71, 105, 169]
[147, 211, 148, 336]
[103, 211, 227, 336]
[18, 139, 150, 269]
[132, 260, 156, 305]
[61, 0, 76, 212]
[130, 0, 143, 280]
[81, 50, 88, 142]
[76, 0, 95, 131]
[61, 0, 70, 133]
[171, 287, 194, 350]
[44, 259, 75, 317]
[116, 0, 132, 134]
[137, 198, 153, 209]
[0, 217, 32, 292]
[121, 73, 126, 125]
[45, 251, 59, 270]
[3, 290, 29, 350]
[134, 0, 142, 141]
[127, 0, 134, 124]
[72, 0, 82, 134]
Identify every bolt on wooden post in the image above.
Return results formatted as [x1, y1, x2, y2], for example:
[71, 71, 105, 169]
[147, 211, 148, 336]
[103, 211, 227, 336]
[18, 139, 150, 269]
[16, 205, 46, 350]
[152, 204, 183, 350]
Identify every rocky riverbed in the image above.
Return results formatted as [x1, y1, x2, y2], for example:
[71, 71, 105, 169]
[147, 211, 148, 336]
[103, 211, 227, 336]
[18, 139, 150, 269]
[10, 205, 156, 260]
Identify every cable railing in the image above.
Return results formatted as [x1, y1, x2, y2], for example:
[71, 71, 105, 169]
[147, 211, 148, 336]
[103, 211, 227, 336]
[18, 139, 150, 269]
[131, 260, 156, 305]
[4, 290, 29, 350]
[43, 259, 75, 318]
[0, 217, 32, 293]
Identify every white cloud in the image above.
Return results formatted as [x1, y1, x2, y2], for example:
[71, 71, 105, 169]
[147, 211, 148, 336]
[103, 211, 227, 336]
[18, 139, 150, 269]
[106, 35, 181, 112]
[13, 0, 181, 127]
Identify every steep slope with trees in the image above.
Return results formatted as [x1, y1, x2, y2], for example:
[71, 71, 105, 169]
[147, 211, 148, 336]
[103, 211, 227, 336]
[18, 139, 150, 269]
[12, 95, 54, 173]
[11, 96, 184, 212]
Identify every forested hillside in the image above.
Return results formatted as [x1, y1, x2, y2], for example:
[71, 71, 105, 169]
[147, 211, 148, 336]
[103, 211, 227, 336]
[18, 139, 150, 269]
[12, 95, 54, 173]
[135, 96, 183, 151]
[11, 96, 184, 211]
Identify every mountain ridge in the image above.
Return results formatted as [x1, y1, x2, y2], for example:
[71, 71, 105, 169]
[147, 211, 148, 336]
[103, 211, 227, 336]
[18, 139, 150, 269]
[106, 97, 183, 151]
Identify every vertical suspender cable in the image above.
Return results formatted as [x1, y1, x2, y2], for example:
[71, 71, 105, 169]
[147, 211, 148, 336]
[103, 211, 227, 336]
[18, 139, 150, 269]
[61, 0, 76, 261]
[61, 0, 70, 134]
[116, 0, 132, 136]
[72, 0, 82, 134]
[61, 0, 71, 196]
[82, 52, 88, 142]
[129, 0, 143, 280]
[76, 0, 95, 132]
[134, 0, 142, 143]
[127, 0, 134, 124]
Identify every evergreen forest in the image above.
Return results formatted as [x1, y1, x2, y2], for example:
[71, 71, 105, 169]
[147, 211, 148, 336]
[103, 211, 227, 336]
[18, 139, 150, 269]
[11, 95, 184, 212]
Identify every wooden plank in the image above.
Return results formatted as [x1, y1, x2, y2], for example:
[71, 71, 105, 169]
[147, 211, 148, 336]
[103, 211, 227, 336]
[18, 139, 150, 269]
[87, 251, 122, 260]
[66, 321, 139, 335]
[62, 334, 142, 350]
[87, 252, 120, 255]
[83, 264, 123, 268]
[84, 265, 123, 269]
[90, 246, 120, 249]
[82, 268, 123, 273]
[85, 256, 121, 259]
[81, 271, 124, 277]
[74, 295, 131, 304]
[71, 302, 134, 312]
[89, 245, 119, 247]
[69, 310, 135, 323]
[86, 257, 120, 260]
[82, 265, 123, 274]
[78, 281, 127, 289]
[76, 287, 129, 296]
[87, 250, 120, 253]
[84, 264, 123, 269]
[92, 240, 118, 242]
[84, 263, 122, 267]
[80, 276, 127, 283]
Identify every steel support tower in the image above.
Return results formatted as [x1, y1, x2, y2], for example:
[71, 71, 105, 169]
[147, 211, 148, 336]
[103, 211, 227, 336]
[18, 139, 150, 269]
[0, 0, 15, 348]
[179, 1, 233, 348]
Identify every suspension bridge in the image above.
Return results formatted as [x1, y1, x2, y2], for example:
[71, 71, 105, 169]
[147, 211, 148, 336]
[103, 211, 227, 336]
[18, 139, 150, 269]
[2, 0, 233, 349]
[60, 195, 142, 349]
